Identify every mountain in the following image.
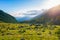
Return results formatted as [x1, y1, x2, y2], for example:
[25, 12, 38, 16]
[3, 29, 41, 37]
[16, 17, 32, 22]
[0, 10, 17, 23]
[30, 5, 60, 25]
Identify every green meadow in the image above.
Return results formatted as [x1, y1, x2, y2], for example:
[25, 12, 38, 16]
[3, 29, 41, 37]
[0, 23, 60, 40]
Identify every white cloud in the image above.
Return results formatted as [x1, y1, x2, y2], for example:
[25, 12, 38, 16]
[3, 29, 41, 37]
[10, 13, 25, 17]
[10, 12, 38, 18]
[10, 10, 43, 17]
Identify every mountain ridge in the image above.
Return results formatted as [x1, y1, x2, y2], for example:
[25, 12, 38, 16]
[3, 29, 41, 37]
[24, 5, 60, 25]
[0, 10, 17, 23]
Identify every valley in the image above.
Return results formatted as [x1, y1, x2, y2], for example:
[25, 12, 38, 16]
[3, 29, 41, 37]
[0, 3, 60, 40]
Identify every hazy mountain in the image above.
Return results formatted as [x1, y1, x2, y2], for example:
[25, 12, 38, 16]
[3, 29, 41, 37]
[16, 17, 32, 22]
[29, 5, 60, 25]
[0, 10, 17, 23]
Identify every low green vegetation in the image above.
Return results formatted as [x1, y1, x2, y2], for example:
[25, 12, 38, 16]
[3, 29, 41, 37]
[0, 23, 60, 40]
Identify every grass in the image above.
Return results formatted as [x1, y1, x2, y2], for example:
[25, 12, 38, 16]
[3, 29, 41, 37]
[0, 23, 60, 40]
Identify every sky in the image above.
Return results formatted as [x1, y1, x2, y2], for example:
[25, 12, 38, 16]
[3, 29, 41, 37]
[0, 0, 60, 17]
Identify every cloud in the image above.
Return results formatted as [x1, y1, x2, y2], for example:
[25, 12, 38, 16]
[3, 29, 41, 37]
[10, 12, 37, 18]
[23, 10, 43, 15]
[10, 9, 44, 18]
[10, 13, 25, 17]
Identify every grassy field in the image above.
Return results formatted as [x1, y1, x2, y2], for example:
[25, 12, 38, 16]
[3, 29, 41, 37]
[0, 23, 60, 40]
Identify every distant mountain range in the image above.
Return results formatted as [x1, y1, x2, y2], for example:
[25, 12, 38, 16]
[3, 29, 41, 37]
[0, 10, 17, 23]
[16, 17, 32, 22]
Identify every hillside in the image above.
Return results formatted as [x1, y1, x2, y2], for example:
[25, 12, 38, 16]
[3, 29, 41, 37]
[30, 5, 60, 25]
[0, 10, 17, 23]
